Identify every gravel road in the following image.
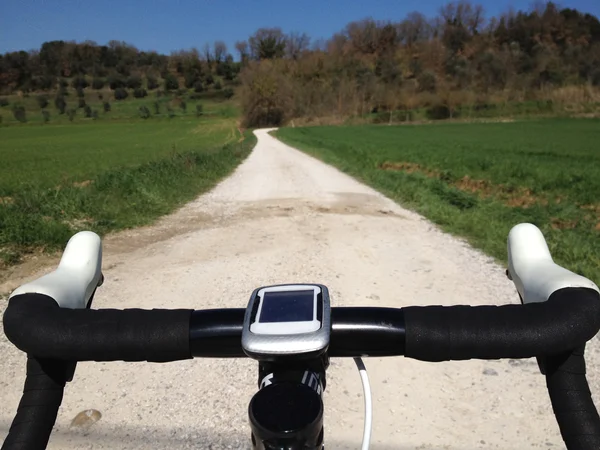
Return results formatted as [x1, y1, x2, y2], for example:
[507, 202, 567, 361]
[1, 128, 599, 449]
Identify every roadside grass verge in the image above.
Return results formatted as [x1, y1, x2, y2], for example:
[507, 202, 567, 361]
[0, 120, 255, 267]
[275, 119, 600, 283]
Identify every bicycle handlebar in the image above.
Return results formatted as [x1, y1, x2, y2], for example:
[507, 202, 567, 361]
[3, 223, 600, 450]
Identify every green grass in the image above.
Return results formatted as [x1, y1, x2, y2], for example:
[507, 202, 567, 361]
[0, 118, 254, 267]
[275, 118, 600, 283]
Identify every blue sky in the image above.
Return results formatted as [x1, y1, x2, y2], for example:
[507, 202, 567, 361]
[1, 0, 599, 55]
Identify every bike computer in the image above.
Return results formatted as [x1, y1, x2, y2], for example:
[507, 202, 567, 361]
[242, 284, 331, 360]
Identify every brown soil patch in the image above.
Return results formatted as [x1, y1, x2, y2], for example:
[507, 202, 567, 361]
[73, 180, 93, 188]
[379, 161, 440, 177]
[595, 222, 600, 231]
[551, 218, 578, 230]
[380, 164, 546, 209]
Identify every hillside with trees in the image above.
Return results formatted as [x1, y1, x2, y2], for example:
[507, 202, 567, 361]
[1, 1, 599, 126]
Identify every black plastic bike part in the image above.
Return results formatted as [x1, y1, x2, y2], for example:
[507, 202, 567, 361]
[258, 356, 329, 392]
[249, 382, 324, 450]
[329, 307, 406, 357]
[402, 288, 600, 362]
[190, 309, 245, 357]
[3, 294, 193, 362]
[1, 357, 70, 450]
[542, 345, 600, 450]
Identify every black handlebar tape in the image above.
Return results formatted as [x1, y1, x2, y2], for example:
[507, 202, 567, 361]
[543, 346, 600, 450]
[3, 294, 193, 362]
[1, 357, 69, 450]
[402, 288, 600, 362]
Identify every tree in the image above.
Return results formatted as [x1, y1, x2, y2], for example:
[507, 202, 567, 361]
[153, 101, 160, 114]
[103, 101, 111, 112]
[286, 32, 311, 60]
[193, 80, 204, 93]
[114, 87, 128, 100]
[133, 87, 148, 98]
[418, 70, 437, 92]
[71, 76, 88, 89]
[78, 98, 86, 108]
[42, 110, 50, 123]
[214, 41, 227, 62]
[12, 105, 27, 123]
[164, 73, 179, 91]
[54, 95, 66, 114]
[83, 104, 92, 118]
[37, 95, 49, 109]
[76, 87, 85, 98]
[108, 75, 126, 90]
[249, 28, 287, 59]
[92, 77, 105, 89]
[235, 40, 250, 63]
[126, 75, 142, 89]
[146, 75, 159, 90]
[138, 106, 151, 119]
[180, 100, 187, 112]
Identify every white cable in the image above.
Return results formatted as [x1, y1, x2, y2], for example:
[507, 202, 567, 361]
[353, 357, 372, 450]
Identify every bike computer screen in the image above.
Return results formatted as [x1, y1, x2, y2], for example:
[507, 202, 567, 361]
[242, 284, 331, 360]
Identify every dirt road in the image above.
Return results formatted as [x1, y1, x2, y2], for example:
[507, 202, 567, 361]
[1, 128, 598, 449]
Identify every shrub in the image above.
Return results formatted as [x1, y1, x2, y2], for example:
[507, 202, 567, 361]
[92, 110, 99, 120]
[37, 95, 49, 109]
[59, 79, 69, 88]
[214, 80, 222, 90]
[193, 80, 204, 93]
[180, 100, 187, 112]
[0, 114, 3, 124]
[223, 88, 234, 99]
[127, 75, 143, 89]
[167, 106, 175, 118]
[164, 74, 179, 91]
[0, 98, 9, 107]
[114, 88, 129, 100]
[67, 109, 76, 121]
[72, 76, 88, 89]
[176, 88, 187, 96]
[196, 104, 203, 117]
[133, 88, 148, 98]
[92, 78, 105, 90]
[12, 106, 27, 123]
[426, 104, 452, 120]
[76, 87, 85, 98]
[138, 106, 151, 119]
[204, 74, 214, 85]
[146, 75, 159, 90]
[98, 93, 104, 100]
[153, 101, 160, 115]
[189, 92, 202, 100]
[78, 98, 86, 109]
[83, 105, 92, 118]
[39, 75, 55, 91]
[103, 101, 111, 112]
[54, 96, 67, 114]
[42, 110, 50, 123]
[108, 75, 126, 90]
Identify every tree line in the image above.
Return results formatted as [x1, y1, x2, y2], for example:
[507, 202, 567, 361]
[1, 1, 599, 126]
[237, 2, 600, 125]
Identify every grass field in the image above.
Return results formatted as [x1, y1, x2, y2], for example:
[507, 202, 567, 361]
[0, 116, 254, 267]
[276, 119, 600, 283]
